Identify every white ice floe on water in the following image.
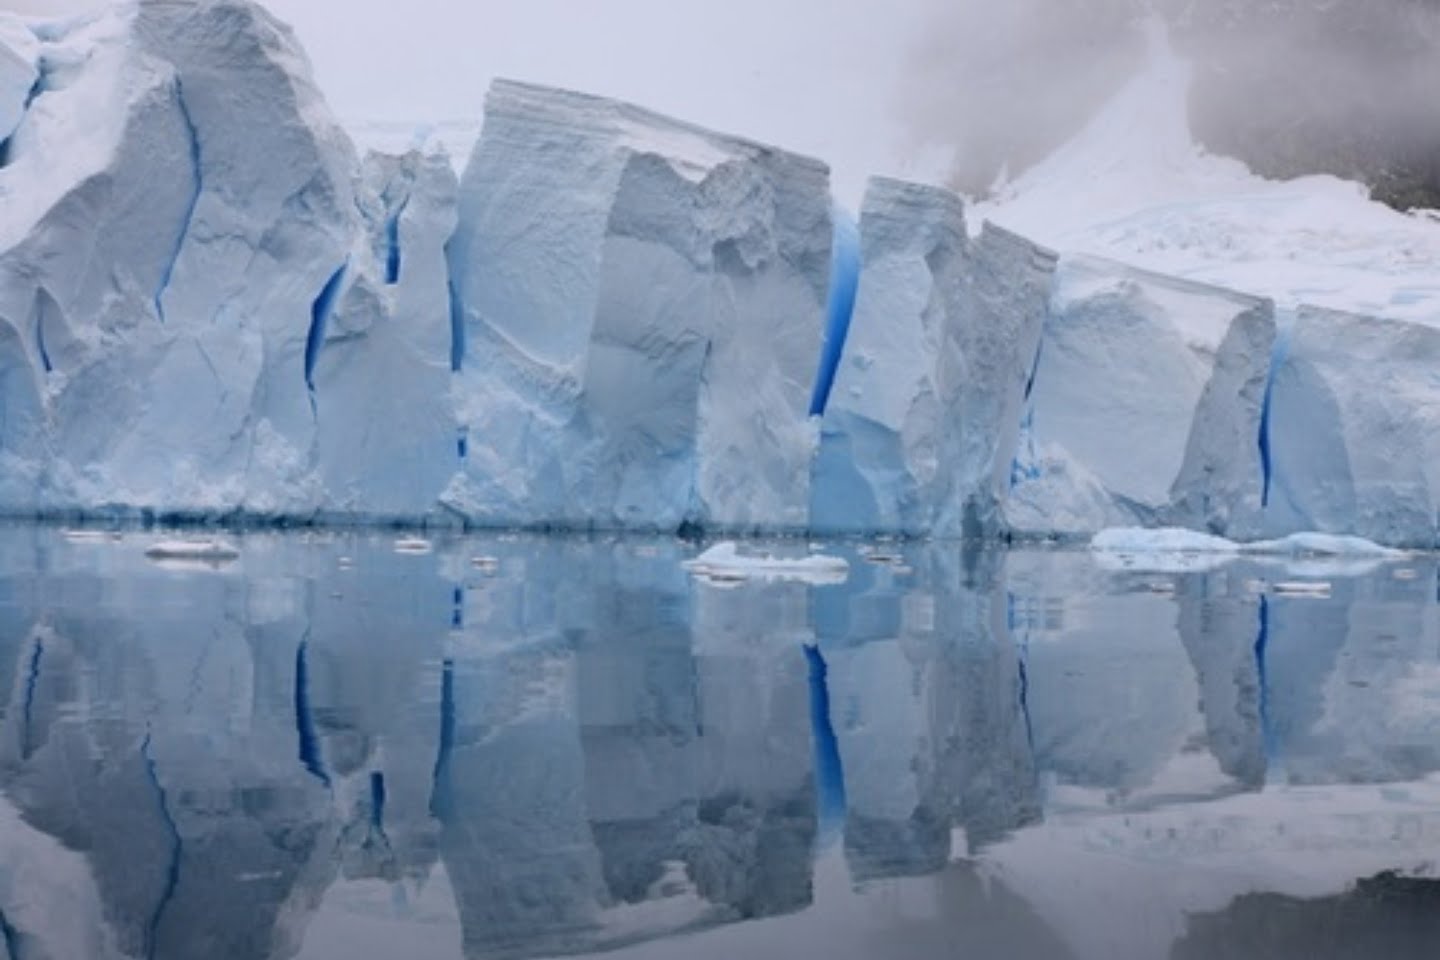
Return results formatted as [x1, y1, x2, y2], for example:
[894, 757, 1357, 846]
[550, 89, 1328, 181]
[1090, 527, 1404, 575]
[682, 541, 849, 586]
[392, 537, 433, 555]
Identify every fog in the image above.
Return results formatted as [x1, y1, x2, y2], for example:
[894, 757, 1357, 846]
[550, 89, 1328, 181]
[3, 0, 1438, 206]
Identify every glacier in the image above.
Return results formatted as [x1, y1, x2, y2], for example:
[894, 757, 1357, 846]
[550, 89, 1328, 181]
[1007, 256, 1275, 538]
[810, 178, 1055, 537]
[0, 0, 1438, 545]
[443, 79, 830, 533]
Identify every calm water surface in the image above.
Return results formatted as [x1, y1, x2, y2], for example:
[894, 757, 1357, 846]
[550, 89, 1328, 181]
[2, 526, 1439, 960]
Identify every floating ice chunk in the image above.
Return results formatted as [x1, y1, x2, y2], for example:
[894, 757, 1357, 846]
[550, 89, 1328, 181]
[1271, 581, 1333, 599]
[682, 541, 849, 585]
[1247, 532, 1404, 559]
[1091, 527, 1402, 575]
[144, 538, 240, 561]
[392, 537, 432, 555]
[61, 529, 118, 544]
[1091, 527, 1241, 556]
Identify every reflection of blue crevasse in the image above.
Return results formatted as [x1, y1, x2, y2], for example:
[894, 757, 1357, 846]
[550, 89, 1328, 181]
[140, 733, 182, 960]
[369, 771, 388, 838]
[1007, 591, 1037, 753]
[803, 644, 846, 840]
[429, 659, 456, 820]
[1258, 327, 1291, 510]
[304, 262, 350, 410]
[808, 207, 862, 417]
[456, 428, 469, 462]
[33, 293, 52, 375]
[154, 80, 203, 324]
[1010, 340, 1045, 489]
[294, 640, 330, 788]
[383, 197, 409, 285]
[0, 907, 22, 959]
[450, 585, 464, 629]
[1254, 595, 1274, 762]
[447, 278, 465, 373]
[20, 635, 42, 759]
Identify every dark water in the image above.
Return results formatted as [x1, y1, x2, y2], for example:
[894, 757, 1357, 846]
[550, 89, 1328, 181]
[1, 526, 1439, 960]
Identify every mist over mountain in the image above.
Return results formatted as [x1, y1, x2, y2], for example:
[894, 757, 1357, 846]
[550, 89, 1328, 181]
[904, 0, 1440, 210]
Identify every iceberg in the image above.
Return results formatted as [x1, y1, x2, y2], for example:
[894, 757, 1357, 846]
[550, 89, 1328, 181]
[0, 0, 359, 517]
[313, 148, 460, 520]
[682, 541, 849, 585]
[444, 79, 831, 533]
[811, 178, 1055, 537]
[1264, 306, 1440, 548]
[1008, 257, 1275, 538]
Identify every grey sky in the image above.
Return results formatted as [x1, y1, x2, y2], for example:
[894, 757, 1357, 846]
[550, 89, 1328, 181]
[0, 0, 936, 202]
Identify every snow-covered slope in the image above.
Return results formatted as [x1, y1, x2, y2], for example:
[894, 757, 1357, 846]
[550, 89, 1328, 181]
[978, 24, 1440, 326]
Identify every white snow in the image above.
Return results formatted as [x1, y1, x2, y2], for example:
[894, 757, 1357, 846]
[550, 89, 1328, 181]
[978, 22, 1440, 326]
[682, 541, 849, 585]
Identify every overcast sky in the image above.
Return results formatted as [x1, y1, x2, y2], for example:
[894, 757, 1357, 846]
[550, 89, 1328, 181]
[1, 0, 941, 202]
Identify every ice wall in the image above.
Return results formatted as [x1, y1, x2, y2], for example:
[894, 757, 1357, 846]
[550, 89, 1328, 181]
[1264, 306, 1440, 548]
[811, 178, 1055, 537]
[1, 0, 1436, 544]
[444, 79, 831, 533]
[1008, 256, 1275, 538]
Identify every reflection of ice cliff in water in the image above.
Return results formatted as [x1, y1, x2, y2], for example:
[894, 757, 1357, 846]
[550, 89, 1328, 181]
[1, 531, 1440, 958]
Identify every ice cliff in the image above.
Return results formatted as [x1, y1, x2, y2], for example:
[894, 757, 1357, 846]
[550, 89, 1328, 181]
[444, 80, 830, 532]
[1, 0, 1438, 544]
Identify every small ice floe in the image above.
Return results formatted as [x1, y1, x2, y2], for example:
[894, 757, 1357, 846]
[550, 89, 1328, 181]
[859, 545, 905, 566]
[144, 538, 241, 564]
[1393, 568, 1419, 581]
[470, 556, 500, 574]
[63, 529, 116, 544]
[1271, 581, 1333, 599]
[682, 541, 849, 586]
[336, 556, 354, 569]
[1091, 527, 1404, 575]
[393, 537, 433, 555]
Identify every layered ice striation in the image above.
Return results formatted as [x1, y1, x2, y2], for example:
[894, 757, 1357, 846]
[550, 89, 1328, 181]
[811, 178, 1055, 537]
[1007, 256, 1276, 539]
[1264, 306, 1440, 548]
[0, 0, 358, 517]
[444, 79, 831, 533]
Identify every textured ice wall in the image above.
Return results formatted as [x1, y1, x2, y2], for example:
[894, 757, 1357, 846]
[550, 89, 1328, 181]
[444, 79, 831, 533]
[812, 178, 1055, 538]
[1264, 306, 1440, 548]
[1007, 255, 1275, 538]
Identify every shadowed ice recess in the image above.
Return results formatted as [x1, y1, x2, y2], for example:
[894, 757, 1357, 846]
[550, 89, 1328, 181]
[2, 526, 1440, 960]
